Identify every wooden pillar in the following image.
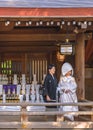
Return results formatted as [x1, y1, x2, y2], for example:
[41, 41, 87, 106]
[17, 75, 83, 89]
[19, 105, 29, 130]
[75, 33, 85, 100]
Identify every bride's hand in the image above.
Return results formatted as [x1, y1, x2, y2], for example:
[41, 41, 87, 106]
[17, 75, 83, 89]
[46, 95, 51, 101]
[65, 89, 71, 93]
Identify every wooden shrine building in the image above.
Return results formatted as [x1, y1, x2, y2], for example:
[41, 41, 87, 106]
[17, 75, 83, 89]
[0, 0, 93, 101]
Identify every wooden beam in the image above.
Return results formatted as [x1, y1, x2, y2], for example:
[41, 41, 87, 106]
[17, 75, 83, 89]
[0, 110, 93, 116]
[0, 33, 91, 42]
[0, 121, 93, 128]
[0, 46, 57, 52]
[0, 34, 75, 42]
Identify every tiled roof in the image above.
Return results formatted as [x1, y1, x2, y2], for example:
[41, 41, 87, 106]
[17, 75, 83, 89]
[0, 0, 93, 8]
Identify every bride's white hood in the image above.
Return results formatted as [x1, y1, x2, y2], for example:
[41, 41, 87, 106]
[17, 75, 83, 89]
[61, 62, 73, 76]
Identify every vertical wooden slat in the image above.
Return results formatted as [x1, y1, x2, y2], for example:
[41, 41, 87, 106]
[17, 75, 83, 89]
[37, 60, 39, 82]
[32, 60, 34, 76]
[34, 59, 35, 75]
[42, 60, 44, 75]
[0, 53, 48, 84]
[29, 60, 31, 82]
[35, 60, 37, 79]
[39, 60, 42, 83]
[24, 53, 27, 75]
[45, 60, 47, 74]
[41, 60, 43, 83]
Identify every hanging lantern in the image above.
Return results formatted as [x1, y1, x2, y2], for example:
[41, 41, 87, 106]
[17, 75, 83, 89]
[60, 44, 73, 55]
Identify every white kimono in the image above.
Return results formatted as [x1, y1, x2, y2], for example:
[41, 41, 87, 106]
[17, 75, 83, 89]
[58, 76, 78, 121]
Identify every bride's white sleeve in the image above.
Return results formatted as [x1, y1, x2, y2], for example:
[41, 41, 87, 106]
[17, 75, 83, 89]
[70, 77, 77, 93]
[57, 80, 65, 92]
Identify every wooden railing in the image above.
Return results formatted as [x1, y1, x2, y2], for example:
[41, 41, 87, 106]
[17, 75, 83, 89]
[0, 101, 93, 129]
